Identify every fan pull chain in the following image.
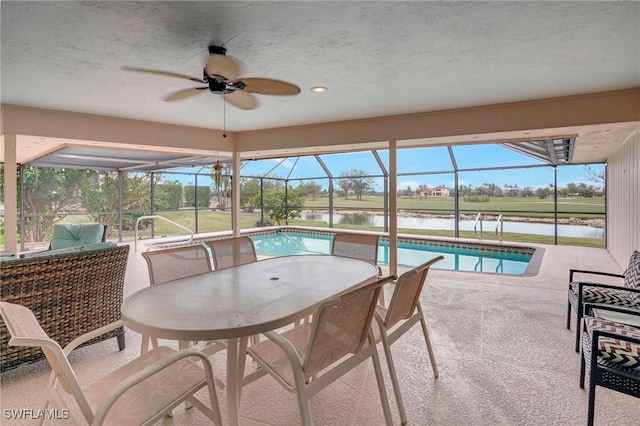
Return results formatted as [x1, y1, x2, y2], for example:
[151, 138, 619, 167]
[223, 93, 227, 138]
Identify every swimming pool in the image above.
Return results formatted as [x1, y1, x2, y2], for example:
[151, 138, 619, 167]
[249, 229, 539, 275]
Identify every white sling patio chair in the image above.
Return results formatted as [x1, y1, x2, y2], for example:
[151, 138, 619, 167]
[243, 275, 396, 425]
[206, 236, 257, 270]
[331, 232, 385, 303]
[141, 244, 215, 354]
[373, 256, 444, 424]
[0, 302, 222, 426]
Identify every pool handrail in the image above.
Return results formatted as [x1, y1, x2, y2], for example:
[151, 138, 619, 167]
[134, 215, 194, 253]
[474, 213, 483, 240]
[495, 214, 504, 242]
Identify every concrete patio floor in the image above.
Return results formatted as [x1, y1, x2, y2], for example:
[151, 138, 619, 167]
[1, 242, 638, 425]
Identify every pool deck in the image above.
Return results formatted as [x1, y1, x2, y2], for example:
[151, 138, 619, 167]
[1, 239, 638, 425]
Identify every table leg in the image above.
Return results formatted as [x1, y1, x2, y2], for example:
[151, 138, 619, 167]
[226, 337, 249, 426]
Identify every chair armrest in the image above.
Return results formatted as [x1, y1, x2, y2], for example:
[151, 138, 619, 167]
[570, 268, 624, 282]
[93, 348, 216, 425]
[584, 303, 640, 317]
[577, 282, 640, 294]
[18, 249, 50, 258]
[259, 330, 306, 365]
[61, 320, 124, 356]
[592, 329, 640, 347]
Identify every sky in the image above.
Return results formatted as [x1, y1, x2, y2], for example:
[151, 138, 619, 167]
[167, 144, 605, 191]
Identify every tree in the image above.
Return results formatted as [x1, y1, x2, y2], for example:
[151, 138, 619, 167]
[84, 171, 151, 232]
[536, 187, 551, 199]
[584, 165, 605, 186]
[298, 181, 323, 200]
[262, 187, 306, 225]
[184, 185, 211, 208]
[480, 182, 501, 197]
[577, 183, 594, 198]
[415, 184, 428, 197]
[522, 186, 534, 197]
[19, 167, 94, 242]
[240, 178, 261, 213]
[339, 169, 373, 200]
[566, 183, 578, 196]
[457, 184, 473, 197]
[337, 177, 352, 200]
[155, 182, 183, 210]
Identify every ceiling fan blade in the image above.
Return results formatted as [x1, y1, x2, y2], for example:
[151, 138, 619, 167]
[163, 87, 208, 102]
[121, 66, 205, 83]
[205, 54, 240, 80]
[224, 90, 257, 110]
[236, 78, 301, 95]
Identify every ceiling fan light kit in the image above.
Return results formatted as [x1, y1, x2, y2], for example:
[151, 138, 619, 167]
[121, 45, 301, 111]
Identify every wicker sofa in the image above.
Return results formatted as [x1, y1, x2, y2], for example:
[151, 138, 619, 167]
[0, 243, 129, 371]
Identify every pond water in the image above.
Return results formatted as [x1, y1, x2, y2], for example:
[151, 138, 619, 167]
[301, 212, 605, 239]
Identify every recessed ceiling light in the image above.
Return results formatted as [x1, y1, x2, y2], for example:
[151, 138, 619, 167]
[310, 86, 328, 93]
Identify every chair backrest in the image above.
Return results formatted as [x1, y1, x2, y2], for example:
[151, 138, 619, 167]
[142, 244, 212, 285]
[206, 236, 257, 270]
[303, 275, 395, 377]
[624, 250, 640, 290]
[331, 233, 380, 266]
[0, 302, 90, 414]
[624, 250, 640, 304]
[50, 223, 107, 250]
[384, 256, 444, 329]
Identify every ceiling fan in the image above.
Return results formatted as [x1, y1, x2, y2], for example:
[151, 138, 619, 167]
[121, 45, 301, 110]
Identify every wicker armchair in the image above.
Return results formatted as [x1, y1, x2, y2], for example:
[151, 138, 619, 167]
[19, 223, 108, 258]
[0, 244, 129, 371]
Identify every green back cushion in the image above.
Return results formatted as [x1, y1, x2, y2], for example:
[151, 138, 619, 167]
[50, 223, 105, 250]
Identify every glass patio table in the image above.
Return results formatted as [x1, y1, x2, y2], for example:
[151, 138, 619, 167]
[120, 254, 378, 425]
[592, 307, 640, 327]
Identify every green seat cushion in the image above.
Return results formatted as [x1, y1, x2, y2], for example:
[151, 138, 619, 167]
[50, 224, 105, 250]
[25, 242, 116, 259]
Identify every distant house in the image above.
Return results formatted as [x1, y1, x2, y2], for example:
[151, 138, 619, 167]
[431, 185, 450, 197]
[420, 186, 450, 197]
[502, 187, 523, 197]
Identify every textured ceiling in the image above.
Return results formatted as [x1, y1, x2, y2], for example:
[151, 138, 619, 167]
[2, 1, 639, 133]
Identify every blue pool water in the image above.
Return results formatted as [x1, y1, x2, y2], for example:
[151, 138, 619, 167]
[250, 231, 534, 275]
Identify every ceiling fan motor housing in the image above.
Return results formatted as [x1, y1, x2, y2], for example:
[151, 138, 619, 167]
[208, 45, 227, 56]
[203, 69, 245, 94]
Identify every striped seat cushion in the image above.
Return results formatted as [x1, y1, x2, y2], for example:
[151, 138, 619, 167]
[582, 317, 640, 372]
[568, 282, 638, 311]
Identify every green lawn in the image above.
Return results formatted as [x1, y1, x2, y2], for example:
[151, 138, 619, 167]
[304, 195, 605, 218]
[6, 195, 605, 249]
